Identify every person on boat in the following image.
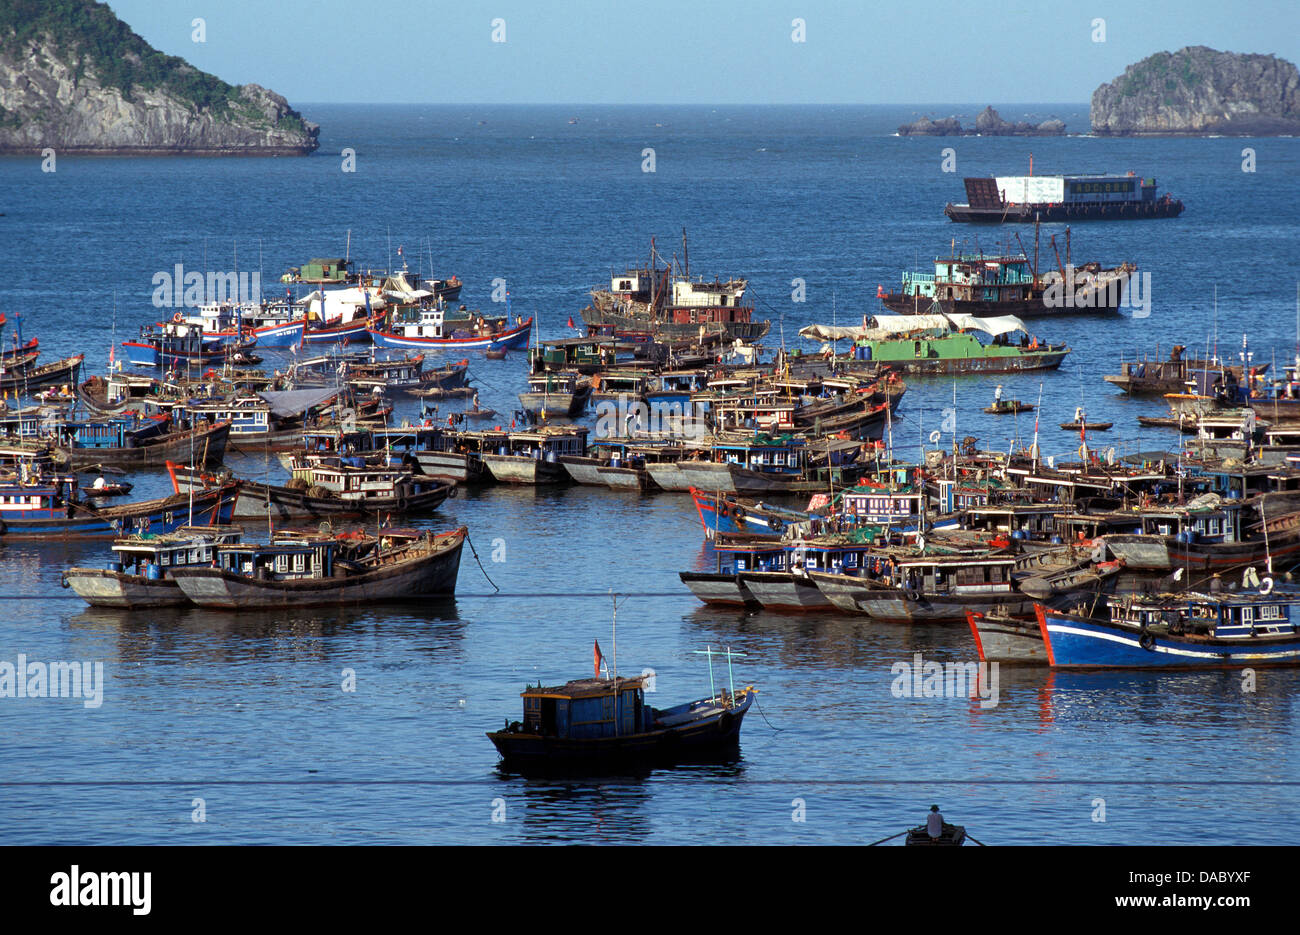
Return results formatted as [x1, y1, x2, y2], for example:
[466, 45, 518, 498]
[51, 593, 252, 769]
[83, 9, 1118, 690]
[994, 384, 1003, 407]
[471, 391, 480, 412]
[927, 805, 944, 840]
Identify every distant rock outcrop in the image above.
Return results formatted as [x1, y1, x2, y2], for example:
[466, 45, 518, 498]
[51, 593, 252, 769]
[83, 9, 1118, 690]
[0, 0, 318, 154]
[1091, 47, 1300, 136]
[897, 107, 1066, 136]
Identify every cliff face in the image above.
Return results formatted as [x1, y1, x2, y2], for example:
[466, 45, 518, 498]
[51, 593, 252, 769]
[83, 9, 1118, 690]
[0, 0, 318, 154]
[1091, 47, 1300, 136]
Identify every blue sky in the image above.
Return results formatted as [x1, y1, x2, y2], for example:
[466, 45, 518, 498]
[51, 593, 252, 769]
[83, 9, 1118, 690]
[105, 0, 1300, 104]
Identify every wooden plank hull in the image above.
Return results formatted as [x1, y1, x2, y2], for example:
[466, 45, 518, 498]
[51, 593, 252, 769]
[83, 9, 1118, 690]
[63, 569, 190, 608]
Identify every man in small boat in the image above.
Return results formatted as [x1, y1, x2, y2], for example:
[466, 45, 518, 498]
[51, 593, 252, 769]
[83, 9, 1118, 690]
[927, 805, 944, 841]
[994, 384, 1003, 408]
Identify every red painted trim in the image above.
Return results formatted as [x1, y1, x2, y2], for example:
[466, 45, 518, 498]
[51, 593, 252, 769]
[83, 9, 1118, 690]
[1034, 603, 1057, 667]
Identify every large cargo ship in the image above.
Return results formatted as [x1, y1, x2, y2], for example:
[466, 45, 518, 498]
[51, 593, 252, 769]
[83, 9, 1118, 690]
[945, 164, 1184, 223]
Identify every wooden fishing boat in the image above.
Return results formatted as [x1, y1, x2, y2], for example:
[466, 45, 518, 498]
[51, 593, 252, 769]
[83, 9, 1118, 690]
[487, 649, 755, 772]
[62, 525, 245, 608]
[1036, 588, 1300, 668]
[0, 338, 40, 371]
[168, 460, 455, 520]
[55, 419, 231, 470]
[0, 475, 239, 539]
[0, 353, 83, 394]
[168, 525, 466, 609]
[1060, 421, 1112, 431]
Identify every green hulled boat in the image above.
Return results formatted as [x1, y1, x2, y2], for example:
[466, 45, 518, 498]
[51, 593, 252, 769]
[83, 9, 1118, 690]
[800, 312, 1068, 376]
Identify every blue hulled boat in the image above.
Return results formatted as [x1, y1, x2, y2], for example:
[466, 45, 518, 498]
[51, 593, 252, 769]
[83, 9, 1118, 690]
[0, 472, 239, 539]
[1035, 588, 1300, 668]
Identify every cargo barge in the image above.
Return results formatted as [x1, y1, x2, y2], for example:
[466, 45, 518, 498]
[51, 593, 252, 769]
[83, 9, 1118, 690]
[945, 165, 1184, 223]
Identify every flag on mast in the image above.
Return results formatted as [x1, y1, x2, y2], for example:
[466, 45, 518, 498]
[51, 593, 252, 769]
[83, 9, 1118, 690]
[593, 640, 605, 678]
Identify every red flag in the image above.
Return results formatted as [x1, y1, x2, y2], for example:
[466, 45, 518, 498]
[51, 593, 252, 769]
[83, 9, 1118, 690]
[567, 315, 575, 329]
[593, 640, 604, 678]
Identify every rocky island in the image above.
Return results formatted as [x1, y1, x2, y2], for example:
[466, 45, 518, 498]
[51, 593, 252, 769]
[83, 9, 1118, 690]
[1091, 47, 1300, 136]
[897, 106, 1066, 137]
[0, 0, 318, 155]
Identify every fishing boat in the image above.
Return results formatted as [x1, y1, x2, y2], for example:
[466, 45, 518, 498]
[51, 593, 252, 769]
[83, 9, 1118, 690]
[679, 537, 790, 608]
[62, 525, 245, 608]
[579, 234, 770, 342]
[478, 426, 590, 484]
[168, 525, 466, 609]
[1103, 346, 1249, 396]
[486, 643, 755, 771]
[0, 337, 41, 372]
[369, 300, 533, 352]
[801, 313, 1069, 375]
[1060, 421, 1112, 431]
[0, 354, 83, 394]
[52, 418, 231, 470]
[167, 460, 455, 520]
[1035, 586, 1300, 668]
[880, 234, 1135, 318]
[808, 552, 1029, 622]
[1096, 497, 1300, 573]
[0, 472, 239, 539]
[517, 371, 592, 417]
[689, 487, 815, 539]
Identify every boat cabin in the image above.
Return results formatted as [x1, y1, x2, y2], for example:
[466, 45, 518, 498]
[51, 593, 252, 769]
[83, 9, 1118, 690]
[520, 676, 653, 738]
[109, 525, 244, 575]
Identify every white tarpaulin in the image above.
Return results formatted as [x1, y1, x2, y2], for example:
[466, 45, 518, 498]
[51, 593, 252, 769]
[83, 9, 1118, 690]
[799, 313, 1028, 342]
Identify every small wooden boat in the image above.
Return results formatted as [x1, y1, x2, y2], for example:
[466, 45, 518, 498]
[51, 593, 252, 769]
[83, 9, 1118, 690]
[56, 419, 232, 470]
[983, 400, 1033, 414]
[413, 385, 475, 400]
[485, 348, 508, 360]
[905, 823, 967, 846]
[0, 354, 84, 394]
[487, 663, 755, 772]
[1059, 421, 1112, 431]
[461, 407, 497, 420]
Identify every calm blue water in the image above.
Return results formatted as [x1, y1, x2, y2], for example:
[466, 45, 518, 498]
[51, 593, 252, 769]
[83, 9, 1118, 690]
[1, 105, 1298, 845]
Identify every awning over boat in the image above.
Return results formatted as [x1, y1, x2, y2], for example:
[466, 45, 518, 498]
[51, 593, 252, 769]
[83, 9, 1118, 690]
[799, 313, 1028, 341]
[257, 387, 339, 417]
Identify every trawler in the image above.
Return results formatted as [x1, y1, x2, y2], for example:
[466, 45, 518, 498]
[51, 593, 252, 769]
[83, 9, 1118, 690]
[580, 233, 770, 341]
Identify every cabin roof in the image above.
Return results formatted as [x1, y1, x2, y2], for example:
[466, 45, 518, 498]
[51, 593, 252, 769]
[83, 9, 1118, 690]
[523, 676, 645, 699]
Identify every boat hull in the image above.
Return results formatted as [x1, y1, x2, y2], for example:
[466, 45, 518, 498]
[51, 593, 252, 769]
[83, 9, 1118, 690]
[967, 611, 1047, 664]
[945, 200, 1184, 223]
[63, 569, 189, 608]
[679, 571, 760, 608]
[736, 571, 835, 612]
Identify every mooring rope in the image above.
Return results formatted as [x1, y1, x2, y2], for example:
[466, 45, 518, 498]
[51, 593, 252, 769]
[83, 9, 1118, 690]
[752, 690, 784, 731]
[465, 531, 499, 593]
